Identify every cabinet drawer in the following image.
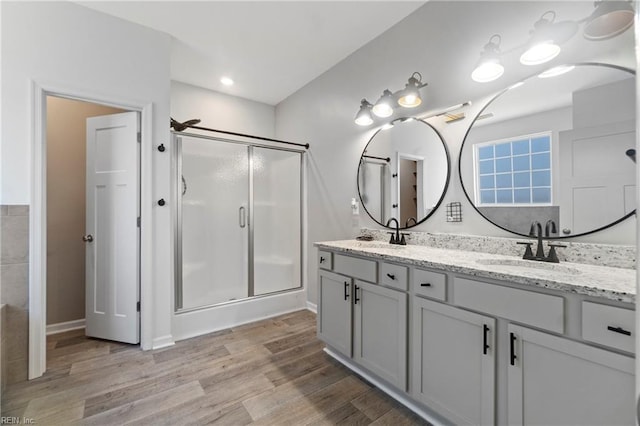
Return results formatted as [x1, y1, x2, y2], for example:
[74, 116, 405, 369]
[334, 253, 377, 282]
[380, 262, 408, 291]
[582, 302, 634, 353]
[318, 250, 333, 270]
[453, 277, 564, 333]
[412, 268, 446, 301]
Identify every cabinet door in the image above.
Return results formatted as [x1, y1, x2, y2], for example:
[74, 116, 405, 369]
[353, 280, 407, 390]
[317, 270, 352, 357]
[413, 297, 495, 425]
[507, 324, 635, 426]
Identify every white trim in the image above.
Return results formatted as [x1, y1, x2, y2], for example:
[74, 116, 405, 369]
[324, 347, 448, 426]
[46, 319, 85, 335]
[306, 301, 317, 313]
[151, 335, 175, 350]
[29, 80, 154, 379]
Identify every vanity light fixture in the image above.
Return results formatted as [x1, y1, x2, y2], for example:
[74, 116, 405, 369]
[471, 35, 505, 83]
[355, 99, 374, 126]
[397, 72, 428, 107]
[472, 2, 632, 83]
[538, 64, 575, 78]
[583, 0, 634, 40]
[520, 11, 563, 65]
[372, 89, 395, 118]
[354, 72, 428, 126]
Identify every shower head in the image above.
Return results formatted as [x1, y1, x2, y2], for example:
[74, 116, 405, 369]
[170, 117, 201, 131]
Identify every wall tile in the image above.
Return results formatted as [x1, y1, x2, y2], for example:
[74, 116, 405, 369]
[1, 304, 6, 391]
[7, 206, 29, 216]
[6, 358, 28, 384]
[6, 307, 28, 362]
[0, 215, 29, 264]
[1, 264, 28, 309]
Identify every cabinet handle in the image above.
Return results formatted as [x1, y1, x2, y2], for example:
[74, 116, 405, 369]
[354, 285, 360, 304]
[344, 282, 349, 301]
[510, 332, 517, 366]
[483, 324, 490, 355]
[420, 283, 431, 287]
[386, 273, 396, 280]
[607, 325, 631, 336]
[320, 256, 325, 263]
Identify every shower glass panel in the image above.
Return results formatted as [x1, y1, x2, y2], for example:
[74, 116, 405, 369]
[177, 136, 249, 310]
[175, 134, 303, 312]
[252, 147, 302, 296]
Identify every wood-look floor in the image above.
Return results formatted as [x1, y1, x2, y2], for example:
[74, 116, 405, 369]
[2, 310, 429, 425]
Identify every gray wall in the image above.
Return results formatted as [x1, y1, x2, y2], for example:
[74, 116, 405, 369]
[274, 1, 636, 305]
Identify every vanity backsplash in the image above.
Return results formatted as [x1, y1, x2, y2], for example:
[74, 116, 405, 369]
[359, 228, 636, 269]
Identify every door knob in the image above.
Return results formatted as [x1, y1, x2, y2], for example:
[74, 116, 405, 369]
[83, 234, 94, 242]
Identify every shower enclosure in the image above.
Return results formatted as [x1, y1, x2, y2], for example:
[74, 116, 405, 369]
[174, 133, 302, 312]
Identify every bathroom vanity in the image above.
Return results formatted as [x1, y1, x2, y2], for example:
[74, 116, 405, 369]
[314, 239, 635, 425]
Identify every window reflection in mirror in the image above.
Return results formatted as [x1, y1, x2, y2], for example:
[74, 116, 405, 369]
[460, 63, 635, 238]
[358, 118, 450, 229]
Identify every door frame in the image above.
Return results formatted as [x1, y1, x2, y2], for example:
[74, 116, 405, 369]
[29, 80, 153, 379]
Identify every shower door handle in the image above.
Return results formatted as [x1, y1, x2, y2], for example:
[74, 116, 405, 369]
[239, 206, 246, 228]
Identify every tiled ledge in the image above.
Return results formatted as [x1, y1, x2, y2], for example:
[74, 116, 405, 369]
[359, 228, 635, 270]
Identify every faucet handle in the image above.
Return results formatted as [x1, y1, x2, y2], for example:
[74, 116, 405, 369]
[387, 232, 397, 244]
[399, 233, 409, 245]
[516, 241, 534, 260]
[546, 243, 566, 263]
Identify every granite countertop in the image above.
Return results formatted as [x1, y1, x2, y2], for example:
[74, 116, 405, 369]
[315, 240, 636, 304]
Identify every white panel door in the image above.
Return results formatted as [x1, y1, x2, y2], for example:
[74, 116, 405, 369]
[85, 112, 140, 344]
[558, 120, 635, 235]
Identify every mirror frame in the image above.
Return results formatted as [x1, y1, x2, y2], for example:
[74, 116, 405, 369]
[458, 62, 636, 239]
[358, 118, 451, 229]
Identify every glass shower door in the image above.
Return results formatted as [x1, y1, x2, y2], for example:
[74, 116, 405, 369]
[177, 136, 249, 310]
[252, 147, 302, 296]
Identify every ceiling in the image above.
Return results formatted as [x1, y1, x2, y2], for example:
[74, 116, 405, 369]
[77, 1, 426, 105]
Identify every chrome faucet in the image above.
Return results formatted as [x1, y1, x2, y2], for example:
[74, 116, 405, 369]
[385, 218, 407, 245]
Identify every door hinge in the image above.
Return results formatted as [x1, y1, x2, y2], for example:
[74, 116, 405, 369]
[137, 301, 141, 312]
[137, 217, 141, 227]
[137, 132, 141, 143]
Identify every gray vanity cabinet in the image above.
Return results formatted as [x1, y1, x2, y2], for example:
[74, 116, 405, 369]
[317, 255, 408, 391]
[412, 297, 496, 425]
[353, 280, 407, 390]
[317, 270, 353, 357]
[507, 324, 635, 426]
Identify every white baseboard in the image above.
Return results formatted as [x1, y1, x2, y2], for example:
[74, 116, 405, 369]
[151, 335, 175, 350]
[306, 301, 317, 313]
[46, 319, 85, 335]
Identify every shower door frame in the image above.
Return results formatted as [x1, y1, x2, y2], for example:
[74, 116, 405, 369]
[172, 131, 305, 313]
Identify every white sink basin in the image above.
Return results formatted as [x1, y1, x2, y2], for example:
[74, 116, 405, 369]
[475, 258, 582, 275]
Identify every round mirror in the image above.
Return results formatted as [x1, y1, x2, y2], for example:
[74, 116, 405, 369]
[358, 118, 450, 229]
[459, 63, 635, 238]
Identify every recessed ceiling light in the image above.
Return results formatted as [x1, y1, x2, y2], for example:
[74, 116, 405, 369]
[220, 77, 234, 86]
